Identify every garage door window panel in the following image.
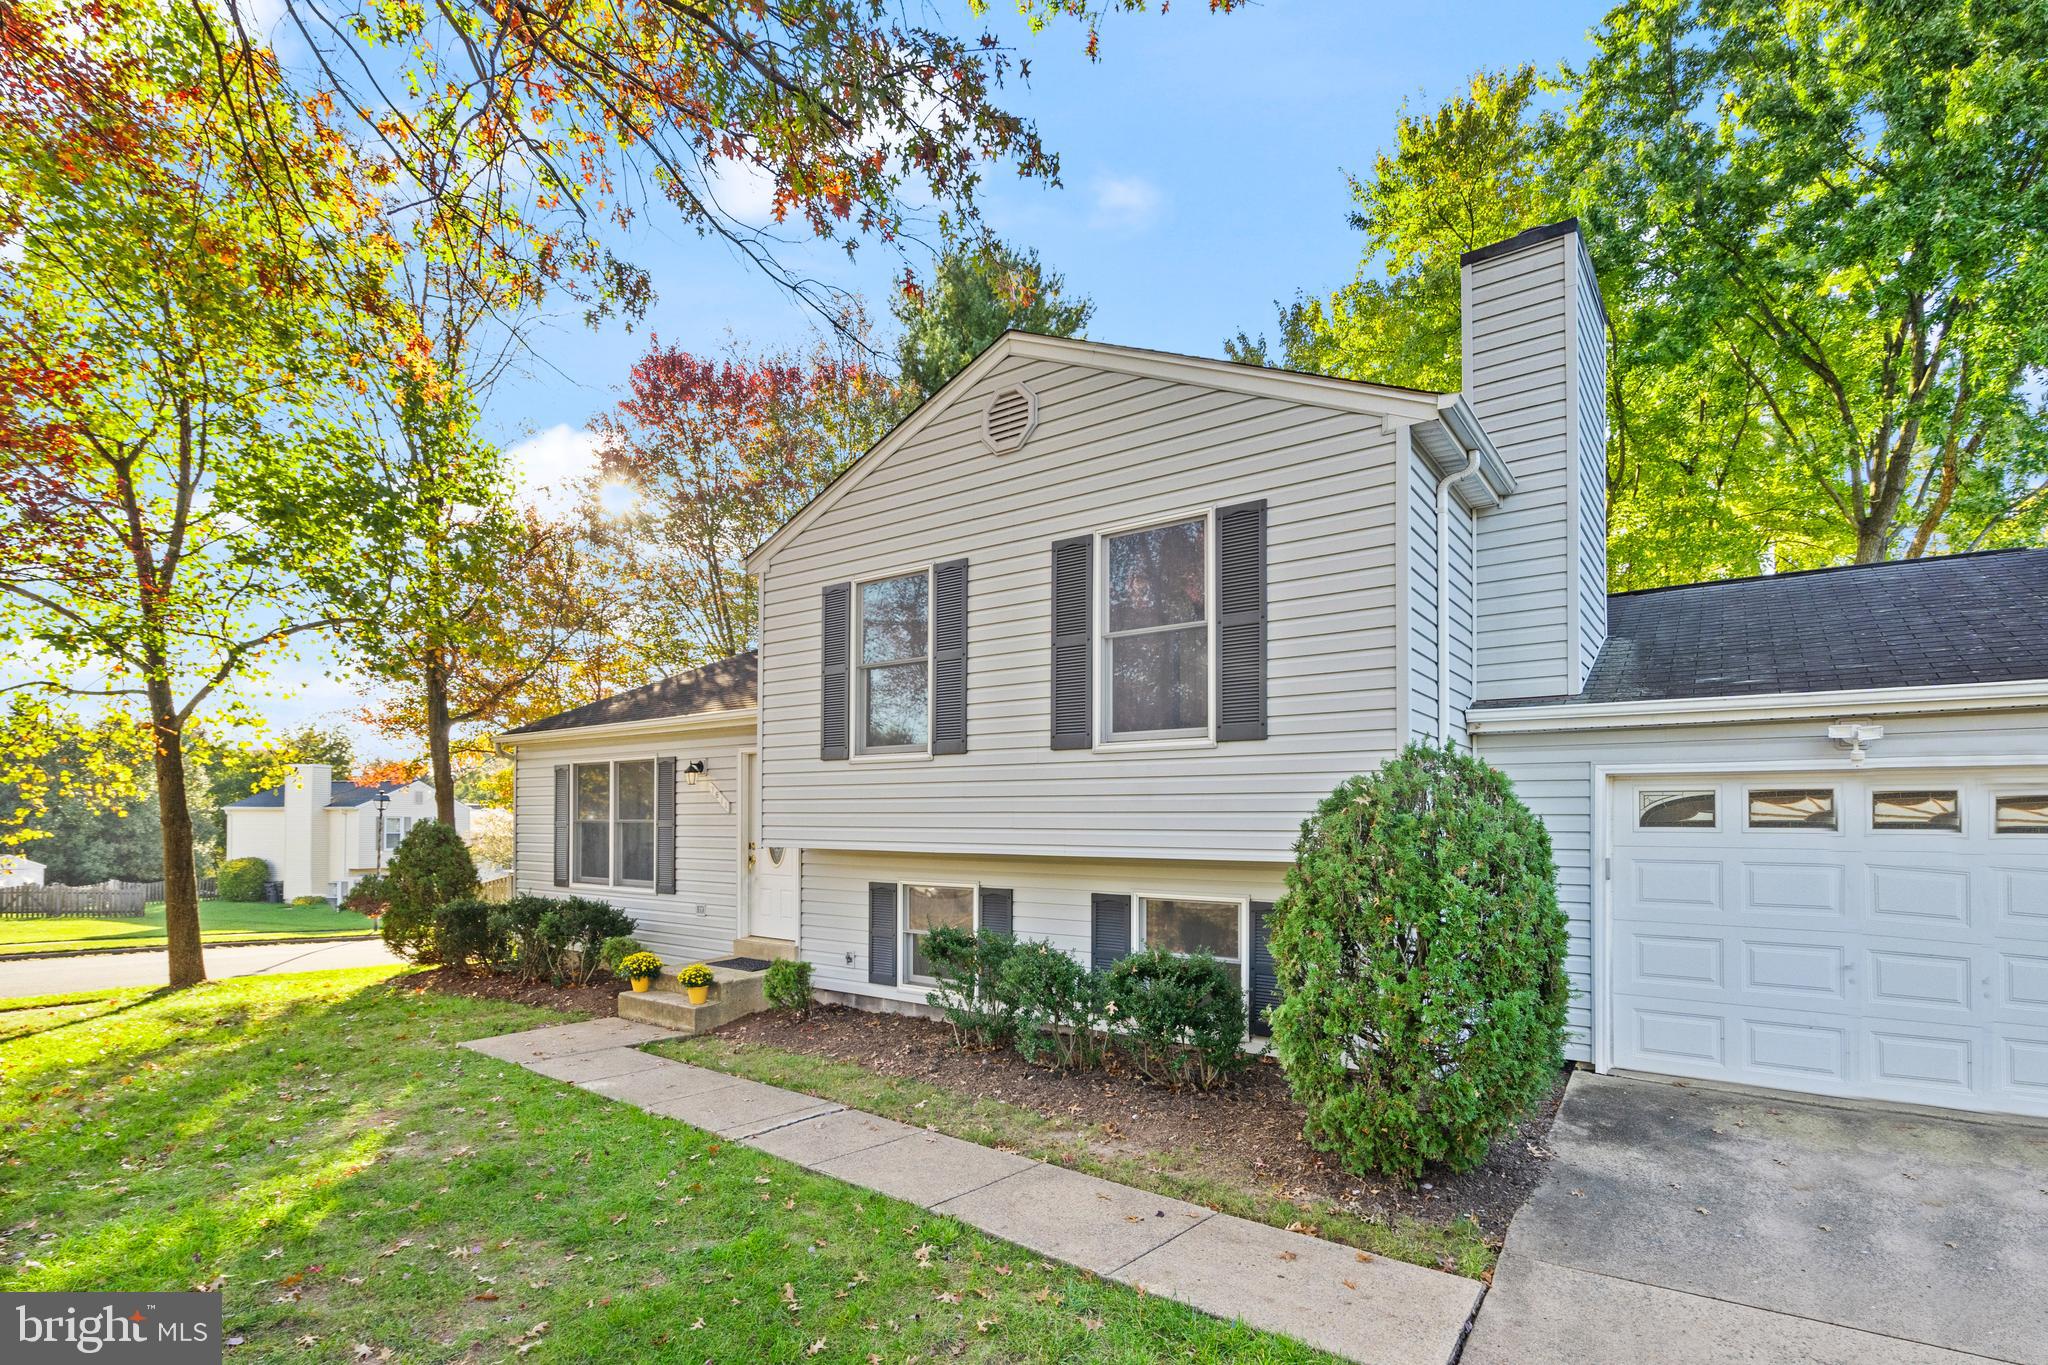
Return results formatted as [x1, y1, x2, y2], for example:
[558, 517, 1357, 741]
[1748, 788, 1837, 831]
[1994, 794, 2048, 836]
[1638, 789, 1716, 830]
[1873, 790, 1961, 833]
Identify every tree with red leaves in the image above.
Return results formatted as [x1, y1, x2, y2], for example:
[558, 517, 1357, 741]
[0, 3, 372, 987]
[590, 327, 897, 668]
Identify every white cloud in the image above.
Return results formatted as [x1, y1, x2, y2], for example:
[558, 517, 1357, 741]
[704, 159, 782, 226]
[504, 424, 601, 517]
[1088, 174, 1165, 234]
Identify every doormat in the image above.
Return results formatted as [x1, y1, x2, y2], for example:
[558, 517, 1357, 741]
[705, 956, 774, 972]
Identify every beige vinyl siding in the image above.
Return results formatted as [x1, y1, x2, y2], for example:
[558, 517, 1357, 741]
[511, 725, 751, 965]
[757, 351, 1408, 863]
[223, 808, 285, 875]
[1401, 438, 1478, 746]
[1475, 704, 2048, 1066]
[796, 848, 1288, 1006]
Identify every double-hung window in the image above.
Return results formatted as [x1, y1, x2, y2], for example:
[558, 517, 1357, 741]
[382, 814, 414, 853]
[902, 882, 976, 985]
[1103, 516, 1210, 741]
[1139, 895, 1243, 981]
[858, 571, 931, 754]
[573, 759, 657, 887]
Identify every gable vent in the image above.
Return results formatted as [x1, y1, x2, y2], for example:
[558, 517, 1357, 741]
[981, 385, 1038, 455]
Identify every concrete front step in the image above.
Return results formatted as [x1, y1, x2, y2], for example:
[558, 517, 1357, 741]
[730, 935, 798, 963]
[616, 963, 769, 1035]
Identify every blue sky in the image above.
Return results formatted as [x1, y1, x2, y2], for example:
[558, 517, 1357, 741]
[286, 0, 1615, 755]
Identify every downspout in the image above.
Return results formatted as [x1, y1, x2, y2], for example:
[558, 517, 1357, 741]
[1433, 444, 1482, 747]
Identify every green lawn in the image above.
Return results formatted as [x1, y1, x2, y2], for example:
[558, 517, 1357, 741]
[0, 899, 375, 955]
[654, 1035, 1495, 1279]
[0, 968, 1331, 1363]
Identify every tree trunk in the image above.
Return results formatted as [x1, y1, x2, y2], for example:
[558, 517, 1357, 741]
[425, 648, 457, 824]
[147, 676, 206, 989]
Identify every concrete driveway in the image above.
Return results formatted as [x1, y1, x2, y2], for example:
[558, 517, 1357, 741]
[0, 937, 403, 999]
[1463, 1072, 2048, 1365]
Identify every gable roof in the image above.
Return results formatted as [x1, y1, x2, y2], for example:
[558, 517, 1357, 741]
[502, 651, 758, 738]
[1483, 548, 2048, 708]
[742, 330, 1511, 570]
[225, 777, 410, 811]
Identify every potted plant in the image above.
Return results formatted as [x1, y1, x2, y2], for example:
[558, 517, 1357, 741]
[619, 951, 664, 993]
[675, 961, 716, 1005]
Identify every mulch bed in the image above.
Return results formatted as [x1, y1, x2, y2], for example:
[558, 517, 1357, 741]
[708, 1005, 1568, 1242]
[405, 966, 622, 1017]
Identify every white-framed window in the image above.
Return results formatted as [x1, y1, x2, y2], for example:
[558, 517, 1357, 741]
[573, 759, 658, 887]
[382, 814, 415, 852]
[1637, 789, 1716, 830]
[1747, 787, 1838, 830]
[1100, 513, 1212, 742]
[1136, 893, 1247, 988]
[857, 569, 932, 755]
[901, 881, 977, 986]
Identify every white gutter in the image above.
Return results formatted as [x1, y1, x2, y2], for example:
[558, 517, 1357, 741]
[1467, 680, 2048, 735]
[1433, 441, 1482, 745]
[495, 708, 760, 750]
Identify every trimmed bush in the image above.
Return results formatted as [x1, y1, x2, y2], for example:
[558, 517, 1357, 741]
[920, 925, 1020, 1049]
[217, 857, 270, 903]
[432, 898, 503, 970]
[1003, 941, 1107, 1071]
[539, 898, 636, 985]
[599, 936, 643, 974]
[1104, 948, 1247, 1091]
[289, 894, 329, 907]
[488, 896, 563, 981]
[763, 958, 814, 1015]
[380, 821, 479, 961]
[343, 874, 390, 918]
[1268, 742, 1568, 1181]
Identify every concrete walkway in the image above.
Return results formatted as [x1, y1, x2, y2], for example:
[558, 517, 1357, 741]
[0, 937, 401, 999]
[1463, 1071, 2048, 1365]
[461, 1018, 1483, 1365]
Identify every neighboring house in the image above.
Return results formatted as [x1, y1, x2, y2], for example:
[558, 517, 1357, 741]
[223, 764, 474, 901]
[0, 855, 46, 889]
[501, 219, 2048, 1121]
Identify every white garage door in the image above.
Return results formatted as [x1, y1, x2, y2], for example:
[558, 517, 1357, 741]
[1609, 771, 2048, 1116]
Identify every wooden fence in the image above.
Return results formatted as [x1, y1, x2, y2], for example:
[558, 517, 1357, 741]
[478, 870, 515, 904]
[0, 882, 153, 919]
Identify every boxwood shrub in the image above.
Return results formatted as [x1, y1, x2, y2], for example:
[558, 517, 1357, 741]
[379, 821, 478, 961]
[1103, 947, 1247, 1091]
[217, 857, 270, 904]
[1268, 742, 1568, 1181]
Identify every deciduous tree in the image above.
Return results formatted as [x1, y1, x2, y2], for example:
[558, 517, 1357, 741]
[589, 330, 897, 668]
[893, 239, 1095, 399]
[0, 2, 370, 986]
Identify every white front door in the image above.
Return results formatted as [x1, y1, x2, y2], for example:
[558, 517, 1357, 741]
[739, 749, 799, 942]
[1607, 769, 2048, 1116]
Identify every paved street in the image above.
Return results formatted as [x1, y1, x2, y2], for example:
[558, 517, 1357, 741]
[0, 937, 403, 999]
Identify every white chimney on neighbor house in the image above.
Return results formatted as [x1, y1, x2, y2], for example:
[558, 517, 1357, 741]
[279, 763, 332, 900]
[1461, 219, 1610, 701]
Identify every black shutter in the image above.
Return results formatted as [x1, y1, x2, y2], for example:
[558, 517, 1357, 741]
[552, 765, 571, 886]
[654, 757, 678, 895]
[821, 583, 851, 760]
[1215, 498, 1268, 741]
[1090, 893, 1132, 970]
[868, 882, 899, 986]
[1050, 536, 1093, 749]
[979, 887, 1013, 939]
[931, 558, 969, 755]
[1248, 900, 1279, 1037]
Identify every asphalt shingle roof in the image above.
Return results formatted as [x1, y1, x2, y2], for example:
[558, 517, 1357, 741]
[224, 778, 407, 811]
[1554, 548, 2048, 705]
[503, 650, 757, 737]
